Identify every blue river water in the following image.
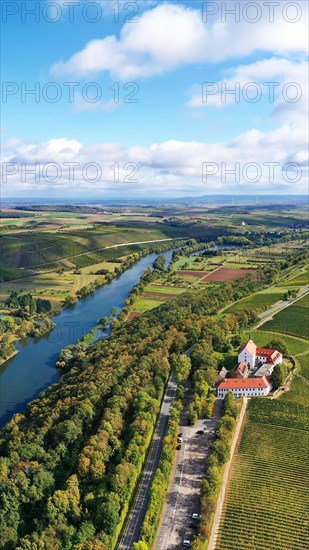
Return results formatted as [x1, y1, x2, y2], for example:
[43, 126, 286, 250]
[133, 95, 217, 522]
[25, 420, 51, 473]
[0, 249, 175, 427]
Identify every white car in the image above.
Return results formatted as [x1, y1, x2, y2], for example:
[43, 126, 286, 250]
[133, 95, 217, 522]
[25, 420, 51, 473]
[192, 513, 201, 520]
[183, 540, 191, 547]
[178, 436, 183, 443]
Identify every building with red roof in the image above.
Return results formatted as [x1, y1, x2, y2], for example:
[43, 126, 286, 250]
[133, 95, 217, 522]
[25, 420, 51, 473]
[234, 362, 249, 378]
[238, 339, 282, 373]
[217, 376, 272, 398]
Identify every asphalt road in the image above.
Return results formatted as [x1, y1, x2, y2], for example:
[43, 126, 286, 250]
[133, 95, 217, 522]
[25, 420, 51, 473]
[118, 375, 177, 550]
[256, 285, 309, 323]
[155, 398, 223, 550]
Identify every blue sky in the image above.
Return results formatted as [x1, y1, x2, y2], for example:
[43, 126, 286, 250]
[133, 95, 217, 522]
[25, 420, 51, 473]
[1, 0, 308, 197]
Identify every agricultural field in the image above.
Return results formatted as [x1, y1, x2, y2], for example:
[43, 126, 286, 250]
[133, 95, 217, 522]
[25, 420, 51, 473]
[252, 329, 308, 356]
[217, 305, 309, 550]
[261, 293, 309, 339]
[215, 396, 309, 550]
[0, 225, 183, 276]
[0, 224, 187, 310]
[143, 284, 185, 295]
[225, 264, 309, 313]
[125, 239, 307, 319]
[203, 267, 257, 282]
[125, 256, 258, 318]
[297, 352, 309, 381]
[0, 208, 167, 232]
[225, 287, 286, 313]
[129, 297, 164, 312]
[280, 265, 309, 287]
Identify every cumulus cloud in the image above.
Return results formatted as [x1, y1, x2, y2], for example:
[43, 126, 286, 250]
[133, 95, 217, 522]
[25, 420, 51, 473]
[188, 57, 308, 122]
[2, 125, 307, 196]
[51, 2, 308, 79]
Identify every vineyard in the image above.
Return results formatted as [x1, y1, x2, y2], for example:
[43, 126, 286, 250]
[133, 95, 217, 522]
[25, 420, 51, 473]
[225, 288, 285, 313]
[215, 398, 309, 550]
[261, 293, 309, 339]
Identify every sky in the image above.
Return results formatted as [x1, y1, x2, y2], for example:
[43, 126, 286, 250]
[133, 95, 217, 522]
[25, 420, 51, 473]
[1, 0, 308, 198]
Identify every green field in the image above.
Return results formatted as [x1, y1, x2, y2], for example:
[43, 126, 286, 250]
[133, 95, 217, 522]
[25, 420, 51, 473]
[217, 318, 309, 550]
[279, 352, 309, 406]
[225, 287, 285, 313]
[281, 267, 309, 287]
[298, 352, 309, 381]
[261, 293, 309, 339]
[252, 329, 308, 356]
[216, 397, 309, 550]
[144, 285, 185, 295]
[131, 297, 165, 312]
[0, 226, 183, 277]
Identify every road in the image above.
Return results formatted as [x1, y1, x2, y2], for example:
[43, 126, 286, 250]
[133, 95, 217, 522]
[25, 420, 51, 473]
[256, 285, 309, 326]
[154, 398, 223, 550]
[207, 397, 248, 550]
[118, 375, 177, 550]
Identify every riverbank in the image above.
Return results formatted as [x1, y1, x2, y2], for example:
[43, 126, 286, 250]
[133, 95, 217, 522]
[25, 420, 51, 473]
[0, 239, 190, 369]
[0, 349, 19, 367]
[0, 245, 187, 427]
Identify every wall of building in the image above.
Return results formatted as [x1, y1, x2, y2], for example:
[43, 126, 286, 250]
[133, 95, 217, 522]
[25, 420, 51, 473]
[217, 386, 271, 398]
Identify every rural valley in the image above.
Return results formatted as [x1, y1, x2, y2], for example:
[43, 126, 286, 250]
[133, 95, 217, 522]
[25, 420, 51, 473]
[0, 200, 308, 550]
[2, 1, 308, 548]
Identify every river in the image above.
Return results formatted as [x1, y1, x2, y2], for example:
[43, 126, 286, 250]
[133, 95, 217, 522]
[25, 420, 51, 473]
[0, 249, 175, 427]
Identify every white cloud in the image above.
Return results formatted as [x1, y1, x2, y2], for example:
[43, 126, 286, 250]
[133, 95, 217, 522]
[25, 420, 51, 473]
[51, 2, 308, 79]
[2, 125, 307, 196]
[188, 57, 308, 127]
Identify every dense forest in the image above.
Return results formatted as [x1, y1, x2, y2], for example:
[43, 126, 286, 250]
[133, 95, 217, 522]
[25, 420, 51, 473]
[0, 268, 275, 549]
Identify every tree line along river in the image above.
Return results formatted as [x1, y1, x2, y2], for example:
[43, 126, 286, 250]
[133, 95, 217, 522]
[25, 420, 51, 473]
[0, 249, 175, 428]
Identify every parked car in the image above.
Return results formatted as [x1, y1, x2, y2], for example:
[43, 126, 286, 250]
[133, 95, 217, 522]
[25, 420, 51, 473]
[178, 436, 183, 443]
[183, 539, 191, 547]
[192, 513, 201, 520]
[196, 430, 205, 435]
[176, 444, 181, 451]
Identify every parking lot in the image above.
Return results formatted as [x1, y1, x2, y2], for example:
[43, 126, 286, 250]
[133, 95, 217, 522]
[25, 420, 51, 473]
[155, 399, 222, 549]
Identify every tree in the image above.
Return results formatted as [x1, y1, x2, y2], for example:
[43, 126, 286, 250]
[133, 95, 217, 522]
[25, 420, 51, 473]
[212, 440, 230, 465]
[223, 392, 238, 418]
[266, 338, 288, 355]
[231, 335, 242, 348]
[133, 542, 149, 550]
[170, 353, 191, 383]
[29, 297, 37, 316]
[64, 295, 77, 307]
[188, 402, 198, 426]
[191, 341, 216, 370]
[96, 494, 120, 534]
[153, 255, 166, 271]
[272, 364, 287, 389]
[203, 366, 218, 387]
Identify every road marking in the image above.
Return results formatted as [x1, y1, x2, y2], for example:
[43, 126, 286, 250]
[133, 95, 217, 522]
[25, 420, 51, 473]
[118, 378, 177, 549]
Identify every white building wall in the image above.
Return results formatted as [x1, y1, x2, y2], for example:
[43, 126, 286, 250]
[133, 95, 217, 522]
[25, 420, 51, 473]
[238, 349, 255, 369]
[217, 385, 271, 398]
